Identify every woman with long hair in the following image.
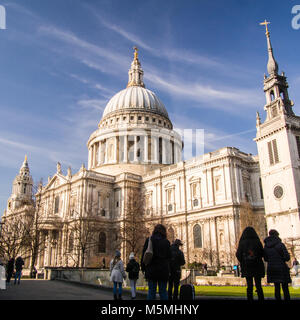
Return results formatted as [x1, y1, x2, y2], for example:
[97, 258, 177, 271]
[110, 250, 126, 300]
[141, 224, 171, 300]
[264, 229, 291, 300]
[236, 226, 265, 301]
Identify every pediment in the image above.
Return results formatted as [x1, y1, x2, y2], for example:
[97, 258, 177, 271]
[164, 182, 175, 189]
[45, 174, 68, 190]
[188, 176, 201, 182]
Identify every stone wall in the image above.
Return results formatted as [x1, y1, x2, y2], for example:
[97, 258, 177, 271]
[45, 268, 147, 287]
[196, 276, 269, 286]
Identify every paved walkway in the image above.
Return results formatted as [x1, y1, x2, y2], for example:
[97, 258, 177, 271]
[0, 279, 139, 300]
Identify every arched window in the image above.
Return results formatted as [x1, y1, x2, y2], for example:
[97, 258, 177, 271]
[193, 224, 202, 248]
[219, 232, 224, 246]
[68, 232, 74, 253]
[270, 90, 275, 101]
[98, 232, 106, 253]
[168, 227, 175, 244]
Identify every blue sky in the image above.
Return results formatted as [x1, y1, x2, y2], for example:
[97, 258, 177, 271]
[0, 0, 300, 215]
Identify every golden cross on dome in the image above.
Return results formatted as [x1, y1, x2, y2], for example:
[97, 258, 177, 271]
[260, 20, 270, 34]
[133, 46, 138, 60]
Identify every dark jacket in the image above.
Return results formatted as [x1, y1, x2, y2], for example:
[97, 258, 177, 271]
[236, 238, 265, 278]
[169, 244, 185, 278]
[15, 257, 24, 272]
[264, 235, 291, 283]
[7, 258, 15, 273]
[126, 259, 140, 280]
[141, 233, 171, 281]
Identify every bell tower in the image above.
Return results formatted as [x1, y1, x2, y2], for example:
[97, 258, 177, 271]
[6, 155, 34, 212]
[255, 21, 300, 248]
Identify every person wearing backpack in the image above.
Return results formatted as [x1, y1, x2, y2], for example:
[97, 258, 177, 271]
[264, 229, 291, 300]
[110, 250, 127, 300]
[141, 224, 171, 300]
[236, 227, 265, 301]
[168, 239, 185, 300]
[126, 252, 140, 299]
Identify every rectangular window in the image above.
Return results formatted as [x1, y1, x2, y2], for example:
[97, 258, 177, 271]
[54, 196, 59, 213]
[296, 136, 300, 159]
[268, 139, 279, 165]
[259, 178, 264, 199]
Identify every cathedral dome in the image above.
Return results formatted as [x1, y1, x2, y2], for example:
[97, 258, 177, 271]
[87, 47, 183, 176]
[102, 85, 169, 119]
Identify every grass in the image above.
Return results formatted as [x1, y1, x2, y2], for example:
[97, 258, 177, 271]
[136, 285, 300, 298]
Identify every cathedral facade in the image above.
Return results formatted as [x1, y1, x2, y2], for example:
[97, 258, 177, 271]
[3, 28, 300, 270]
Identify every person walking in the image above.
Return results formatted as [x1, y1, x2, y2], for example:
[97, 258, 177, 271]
[141, 224, 171, 300]
[14, 256, 24, 285]
[126, 252, 140, 299]
[236, 226, 265, 301]
[202, 263, 208, 276]
[6, 257, 15, 284]
[264, 229, 291, 300]
[110, 250, 126, 300]
[168, 239, 185, 300]
[292, 258, 299, 277]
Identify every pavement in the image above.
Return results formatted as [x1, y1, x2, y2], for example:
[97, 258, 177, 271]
[0, 279, 146, 300]
[0, 279, 247, 301]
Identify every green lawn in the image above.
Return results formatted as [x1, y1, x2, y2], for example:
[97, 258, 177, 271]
[136, 285, 300, 298]
[195, 285, 300, 298]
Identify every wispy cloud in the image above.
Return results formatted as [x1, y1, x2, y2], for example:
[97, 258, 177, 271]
[145, 68, 263, 111]
[97, 17, 222, 68]
[38, 25, 129, 72]
[77, 98, 107, 111]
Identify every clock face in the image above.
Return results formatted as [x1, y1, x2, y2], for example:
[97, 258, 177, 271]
[274, 185, 284, 199]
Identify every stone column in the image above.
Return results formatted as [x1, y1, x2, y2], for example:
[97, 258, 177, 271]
[47, 231, 52, 267]
[123, 135, 128, 162]
[88, 147, 92, 169]
[162, 138, 167, 164]
[115, 136, 118, 163]
[134, 136, 138, 162]
[154, 136, 159, 163]
[144, 135, 148, 162]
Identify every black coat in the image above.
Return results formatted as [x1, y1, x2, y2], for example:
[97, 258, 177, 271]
[15, 257, 24, 272]
[169, 244, 185, 278]
[126, 259, 140, 280]
[264, 236, 291, 284]
[141, 233, 171, 281]
[7, 259, 15, 273]
[236, 238, 265, 278]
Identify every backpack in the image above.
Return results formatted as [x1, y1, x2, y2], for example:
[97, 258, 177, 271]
[131, 262, 140, 277]
[243, 249, 258, 265]
[179, 284, 195, 300]
[143, 237, 153, 266]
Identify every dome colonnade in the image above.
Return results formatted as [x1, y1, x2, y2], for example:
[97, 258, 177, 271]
[87, 47, 182, 174]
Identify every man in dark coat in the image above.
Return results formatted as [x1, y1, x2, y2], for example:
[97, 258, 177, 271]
[6, 258, 15, 284]
[14, 256, 24, 285]
[168, 239, 185, 300]
[264, 229, 291, 300]
[141, 224, 171, 300]
[236, 226, 265, 301]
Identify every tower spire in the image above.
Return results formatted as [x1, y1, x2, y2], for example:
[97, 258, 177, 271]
[127, 46, 145, 88]
[21, 154, 29, 169]
[260, 20, 278, 76]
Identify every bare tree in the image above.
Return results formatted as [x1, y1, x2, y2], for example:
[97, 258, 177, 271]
[0, 212, 28, 261]
[239, 201, 266, 241]
[119, 188, 148, 260]
[65, 217, 101, 267]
